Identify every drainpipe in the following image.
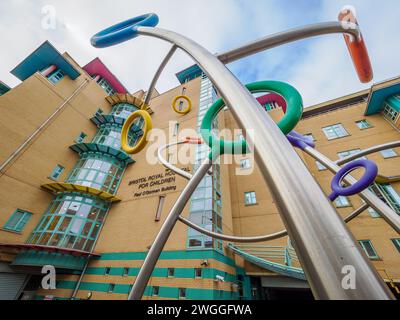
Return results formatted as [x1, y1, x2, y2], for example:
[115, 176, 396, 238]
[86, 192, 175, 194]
[0, 78, 89, 174]
[41, 65, 57, 77]
[70, 206, 112, 299]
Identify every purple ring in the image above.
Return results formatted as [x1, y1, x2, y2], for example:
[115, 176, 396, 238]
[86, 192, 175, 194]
[287, 131, 315, 150]
[329, 159, 378, 201]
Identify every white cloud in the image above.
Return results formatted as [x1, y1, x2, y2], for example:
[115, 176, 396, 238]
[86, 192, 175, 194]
[0, 0, 399, 108]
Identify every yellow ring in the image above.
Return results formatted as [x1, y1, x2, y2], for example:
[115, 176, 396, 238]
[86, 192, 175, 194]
[172, 95, 192, 115]
[121, 110, 152, 154]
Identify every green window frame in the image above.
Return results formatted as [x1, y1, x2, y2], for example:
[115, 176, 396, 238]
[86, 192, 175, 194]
[66, 152, 126, 194]
[92, 124, 140, 151]
[383, 102, 399, 124]
[75, 132, 87, 144]
[3, 209, 32, 232]
[27, 192, 110, 252]
[49, 164, 64, 181]
[392, 239, 400, 253]
[358, 240, 379, 260]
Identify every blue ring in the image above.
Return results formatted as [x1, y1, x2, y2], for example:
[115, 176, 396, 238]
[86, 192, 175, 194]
[91, 13, 159, 48]
[329, 159, 378, 201]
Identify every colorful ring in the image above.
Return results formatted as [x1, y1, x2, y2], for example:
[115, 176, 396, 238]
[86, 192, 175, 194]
[328, 159, 378, 201]
[121, 110, 153, 154]
[91, 13, 159, 48]
[201, 81, 303, 158]
[172, 95, 192, 115]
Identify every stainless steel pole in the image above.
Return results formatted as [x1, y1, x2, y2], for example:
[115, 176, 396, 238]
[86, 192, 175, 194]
[131, 26, 393, 299]
[128, 158, 213, 300]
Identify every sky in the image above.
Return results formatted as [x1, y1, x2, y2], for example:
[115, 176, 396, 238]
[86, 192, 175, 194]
[0, 0, 399, 107]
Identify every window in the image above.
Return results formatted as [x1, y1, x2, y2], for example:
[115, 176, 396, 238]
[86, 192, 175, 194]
[49, 165, 64, 181]
[110, 103, 138, 119]
[75, 132, 87, 144]
[27, 192, 110, 252]
[240, 158, 251, 169]
[152, 286, 160, 296]
[368, 207, 380, 218]
[47, 69, 65, 84]
[383, 102, 399, 124]
[167, 268, 175, 278]
[3, 209, 32, 232]
[155, 196, 165, 222]
[173, 123, 179, 137]
[322, 124, 349, 140]
[194, 268, 203, 279]
[66, 153, 125, 194]
[108, 283, 115, 293]
[95, 108, 104, 116]
[244, 192, 257, 205]
[181, 87, 187, 95]
[337, 149, 364, 160]
[334, 196, 351, 208]
[178, 288, 186, 299]
[122, 267, 129, 277]
[358, 240, 379, 260]
[97, 77, 116, 95]
[316, 161, 327, 171]
[356, 120, 372, 129]
[392, 239, 400, 253]
[380, 149, 398, 159]
[104, 267, 111, 275]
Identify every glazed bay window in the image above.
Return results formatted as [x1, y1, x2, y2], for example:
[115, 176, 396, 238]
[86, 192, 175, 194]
[322, 124, 349, 140]
[92, 124, 139, 150]
[27, 193, 110, 252]
[110, 103, 139, 119]
[66, 152, 125, 194]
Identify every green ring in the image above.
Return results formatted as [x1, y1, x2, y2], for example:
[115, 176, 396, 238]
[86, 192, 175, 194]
[200, 81, 303, 158]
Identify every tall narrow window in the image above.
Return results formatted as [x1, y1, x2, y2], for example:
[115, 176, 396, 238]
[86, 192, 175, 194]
[392, 239, 400, 253]
[173, 123, 179, 137]
[240, 158, 251, 169]
[194, 268, 203, 279]
[3, 209, 32, 232]
[49, 165, 64, 181]
[358, 240, 379, 260]
[178, 288, 186, 299]
[108, 283, 115, 293]
[122, 267, 129, 277]
[152, 286, 160, 296]
[181, 87, 186, 95]
[167, 268, 175, 278]
[155, 196, 165, 222]
[104, 267, 111, 276]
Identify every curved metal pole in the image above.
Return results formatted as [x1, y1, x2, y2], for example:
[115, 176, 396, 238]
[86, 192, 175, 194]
[216, 22, 360, 64]
[129, 157, 213, 300]
[158, 141, 193, 180]
[304, 146, 400, 234]
[143, 45, 177, 107]
[178, 203, 369, 243]
[336, 141, 400, 166]
[134, 26, 393, 299]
